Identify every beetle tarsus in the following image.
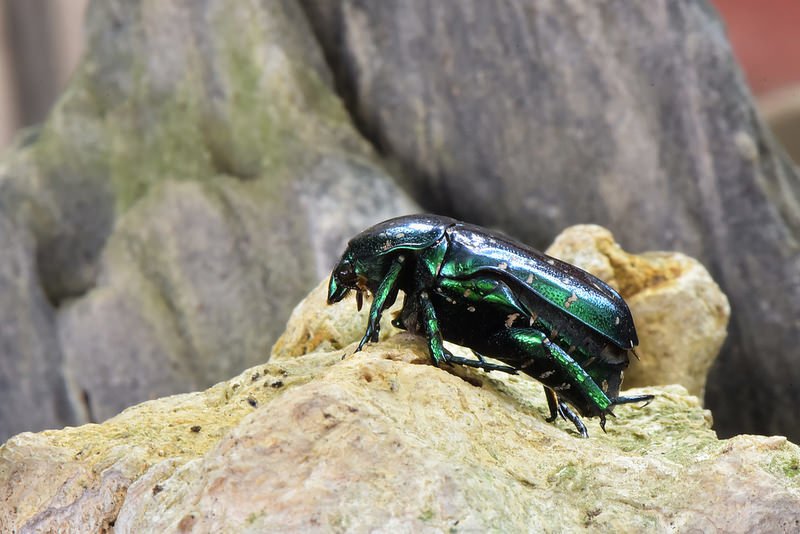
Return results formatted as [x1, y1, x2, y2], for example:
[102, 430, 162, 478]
[562, 403, 588, 438]
[443, 351, 518, 374]
[612, 394, 654, 407]
[544, 386, 588, 436]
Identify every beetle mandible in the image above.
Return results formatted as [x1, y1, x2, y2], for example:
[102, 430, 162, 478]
[327, 214, 653, 437]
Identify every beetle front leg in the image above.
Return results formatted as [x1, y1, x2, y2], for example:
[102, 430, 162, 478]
[356, 255, 405, 352]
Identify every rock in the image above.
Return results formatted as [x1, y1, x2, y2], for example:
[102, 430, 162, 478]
[0, 212, 78, 437]
[2, 282, 799, 532]
[0, 0, 417, 439]
[546, 225, 730, 398]
[299, 0, 800, 441]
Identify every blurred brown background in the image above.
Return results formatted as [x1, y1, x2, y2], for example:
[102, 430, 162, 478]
[0, 0, 87, 150]
[1, 1, 799, 162]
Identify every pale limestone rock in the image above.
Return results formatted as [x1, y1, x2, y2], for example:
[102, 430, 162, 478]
[271, 277, 403, 359]
[2, 272, 796, 532]
[546, 225, 730, 398]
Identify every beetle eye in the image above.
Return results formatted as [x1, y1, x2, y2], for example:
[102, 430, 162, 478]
[335, 260, 357, 285]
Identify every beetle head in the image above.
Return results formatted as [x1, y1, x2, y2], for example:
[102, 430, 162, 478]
[327, 250, 388, 311]
[328, 214, 453, 308]
[328, 255, 359, 304]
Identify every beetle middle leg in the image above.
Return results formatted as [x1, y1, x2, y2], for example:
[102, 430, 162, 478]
[418, 290, 518, 372]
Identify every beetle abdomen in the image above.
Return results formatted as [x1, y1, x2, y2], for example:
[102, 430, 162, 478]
[440, 224, 637, 350]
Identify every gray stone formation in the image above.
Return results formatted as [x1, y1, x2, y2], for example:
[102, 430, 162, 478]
[0, 0, 416, 440]
[1, 0, 798, 444]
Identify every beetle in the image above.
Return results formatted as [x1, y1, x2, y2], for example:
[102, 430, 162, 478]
[327, 214, 653, 437]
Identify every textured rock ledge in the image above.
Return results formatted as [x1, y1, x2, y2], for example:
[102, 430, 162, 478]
[1, 232, 793, 533]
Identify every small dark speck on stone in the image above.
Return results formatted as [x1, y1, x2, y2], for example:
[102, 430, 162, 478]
[247, 397, 258, 408]
[190, 425, 202, 433]
[268, 380, 284, 389]
[152, 484, 164, 495]
[251, 372, 261, 382]
[232, 383, 240, 390]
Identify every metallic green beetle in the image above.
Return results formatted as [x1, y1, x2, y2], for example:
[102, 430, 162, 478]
[328, 214, 653, 437]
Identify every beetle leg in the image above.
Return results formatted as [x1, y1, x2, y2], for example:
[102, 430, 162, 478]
[612, 394, 655, 407]
[443, 349, 518, 374]
[544, 386, 566, 423]
[544, 387, 561, 422]
[418, 290, 447, 366]
[544, 387, 588, 437]
[559, 401, 588, 438]
[500, 328, 612, 437]
[357, 255, 405, 352]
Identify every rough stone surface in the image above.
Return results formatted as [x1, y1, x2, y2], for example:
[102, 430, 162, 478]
[300, 0, 800, 441]
[0, 0, 417, 438]
[0, 213, 76, 439]
[546, 225, 730, 398]
[2, 281, 799, 533]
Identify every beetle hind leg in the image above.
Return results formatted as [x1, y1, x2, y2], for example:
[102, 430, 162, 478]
[612, 394, 654, 407]
[443, 349, 518, 374]
[544, 387, 588, 438]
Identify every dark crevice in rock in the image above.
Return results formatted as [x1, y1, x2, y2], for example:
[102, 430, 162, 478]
[296, 1, 387, 159]
[295, 2, 456, 218]
[81, 388, 96, 424]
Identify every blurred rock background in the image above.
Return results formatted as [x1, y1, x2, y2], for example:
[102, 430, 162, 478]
[0, 0, 798, 444]
[5, 1, 798, 162]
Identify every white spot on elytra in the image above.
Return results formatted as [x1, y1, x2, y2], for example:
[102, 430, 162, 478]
[467, 306, 476, 312]
[615, 316, 620, 325]
[396, 232, 405, 238]
[564, 292, 578, 309]
[540, 370, 555, 379]
[498, 262, 508, 270]
[526, 274, 534, 284]
[505, 313, 520, 328]
[547, 259, 555, 266]
[463, 289, 472, 297]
